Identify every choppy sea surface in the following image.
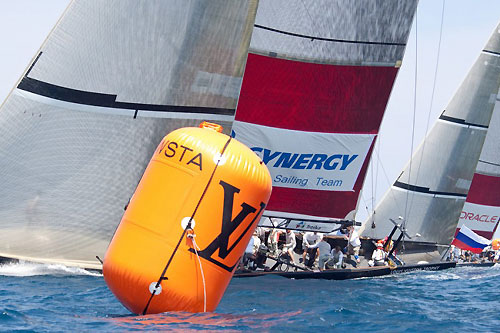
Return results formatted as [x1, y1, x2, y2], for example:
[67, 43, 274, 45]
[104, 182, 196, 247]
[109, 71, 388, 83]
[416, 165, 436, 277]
[0, 262, 499, 332]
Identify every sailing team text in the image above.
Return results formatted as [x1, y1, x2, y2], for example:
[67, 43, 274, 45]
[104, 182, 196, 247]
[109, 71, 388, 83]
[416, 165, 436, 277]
[274, 175, 342, 188]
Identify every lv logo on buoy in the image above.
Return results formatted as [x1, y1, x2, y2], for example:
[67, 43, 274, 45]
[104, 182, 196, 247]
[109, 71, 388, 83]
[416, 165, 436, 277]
[103, 125, 272, 314]
[194, 180, 266, 272]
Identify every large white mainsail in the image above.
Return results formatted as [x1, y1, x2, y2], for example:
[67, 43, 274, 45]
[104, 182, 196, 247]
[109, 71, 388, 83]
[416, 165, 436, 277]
[232, 0, 418, 232]
[0, 0, 258, 269]
[361, 23, 500, 261]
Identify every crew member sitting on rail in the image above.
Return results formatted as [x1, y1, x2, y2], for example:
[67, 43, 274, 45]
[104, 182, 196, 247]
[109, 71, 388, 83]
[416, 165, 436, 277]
[369, 242, 387, 266]
[327, 246, 344, 269]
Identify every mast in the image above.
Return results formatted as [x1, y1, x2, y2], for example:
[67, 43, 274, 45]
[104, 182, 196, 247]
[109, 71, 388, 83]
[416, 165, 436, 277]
[0, 0, 258, 269]
[361, 23, 500, 249]
[232, 0, 418, 232]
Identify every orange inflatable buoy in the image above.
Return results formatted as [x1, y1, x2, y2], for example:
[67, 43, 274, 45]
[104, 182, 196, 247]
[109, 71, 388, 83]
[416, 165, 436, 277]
[492, 239, 500, 251]
[103, 123, 272, 315]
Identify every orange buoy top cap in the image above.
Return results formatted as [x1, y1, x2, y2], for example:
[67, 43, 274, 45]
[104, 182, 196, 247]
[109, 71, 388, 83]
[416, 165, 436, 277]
[199, 121, 223, 133]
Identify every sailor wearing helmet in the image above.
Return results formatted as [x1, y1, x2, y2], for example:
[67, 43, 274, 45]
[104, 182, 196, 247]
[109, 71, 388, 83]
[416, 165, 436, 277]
[369, 242, 387, 267]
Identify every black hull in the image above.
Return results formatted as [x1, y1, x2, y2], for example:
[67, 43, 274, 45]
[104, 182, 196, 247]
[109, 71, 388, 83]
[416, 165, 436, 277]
[234, 266, 391, 280]
[0, 256, 18, 265]
[234, 262, 457, 280]
[456, 262, 496, 268]
[391, 261, 456, 273]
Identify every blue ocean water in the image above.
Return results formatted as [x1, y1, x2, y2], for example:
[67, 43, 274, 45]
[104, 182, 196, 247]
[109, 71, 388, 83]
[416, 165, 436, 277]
[0, 262, 499, 332]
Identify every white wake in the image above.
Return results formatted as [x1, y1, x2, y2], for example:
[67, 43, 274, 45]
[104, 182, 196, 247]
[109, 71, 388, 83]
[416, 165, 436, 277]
[0, 261, 101, 277]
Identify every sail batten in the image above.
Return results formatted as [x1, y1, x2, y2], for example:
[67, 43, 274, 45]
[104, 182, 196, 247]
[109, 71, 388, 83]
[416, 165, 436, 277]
[14, 89, 236, 121]
[438, 114, 490, 129]
[232, 0, 417, 231]
[393, 181, 468, 198]
[17, 78, 236, 115]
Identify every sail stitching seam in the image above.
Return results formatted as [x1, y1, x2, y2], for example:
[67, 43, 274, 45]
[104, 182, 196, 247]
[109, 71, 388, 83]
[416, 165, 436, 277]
[254, 24, 406, 46]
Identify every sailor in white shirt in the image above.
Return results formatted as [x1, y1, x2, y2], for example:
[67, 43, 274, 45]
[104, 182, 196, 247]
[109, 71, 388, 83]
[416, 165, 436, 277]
[345, 225, 361, 263]
[302, 231, 321, 267]
[330, 246, 344, 269]
[283, 229, 297, 264]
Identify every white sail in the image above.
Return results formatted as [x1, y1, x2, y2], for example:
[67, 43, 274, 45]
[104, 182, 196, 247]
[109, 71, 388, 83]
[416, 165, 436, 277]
[0, 0, 257, 269]
[362, 23, 500, 250]
[232, 0, 417, 232]
[454, 96, 500, 240]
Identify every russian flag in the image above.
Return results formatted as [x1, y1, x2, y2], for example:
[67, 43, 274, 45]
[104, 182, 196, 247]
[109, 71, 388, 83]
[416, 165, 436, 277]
[451, 226, 491, 254]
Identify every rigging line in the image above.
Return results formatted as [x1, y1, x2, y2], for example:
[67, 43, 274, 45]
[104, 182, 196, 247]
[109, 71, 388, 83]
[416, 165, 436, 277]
[253, 24, 406, 46]
[409, 0, 446, 213]
[297, 0, 325, 63]
[189, 234, 207, 312]
[403, 9, 419, 245]
[372, 145, 405, 216]
[371, 145, 375, 218]
[299, 0, 315, 30]
[374, 135, 381, 221]
[141, 136, 232, 315]
[356, 144, 403, 236]
[360, 193, 372, 216]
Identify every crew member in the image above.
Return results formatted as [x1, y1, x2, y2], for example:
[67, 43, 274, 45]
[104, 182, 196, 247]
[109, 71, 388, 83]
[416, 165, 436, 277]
[283, 229, 297, 264]
[369, 242, 387, 266]
[345, 225, 361, 264]
[317, 235, 332, 271]
[302, 231, 321, 267]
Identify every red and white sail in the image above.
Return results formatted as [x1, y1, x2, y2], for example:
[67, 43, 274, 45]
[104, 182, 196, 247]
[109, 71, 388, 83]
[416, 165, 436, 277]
[455, 97, 500, 240]
[232, 0, 417, 231]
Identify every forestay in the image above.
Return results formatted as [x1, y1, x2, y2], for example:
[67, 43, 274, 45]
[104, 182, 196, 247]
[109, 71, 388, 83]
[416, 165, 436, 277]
[0, 0, 257, 269]
[232, 0, 418, 232]
[362, 23, 500, 246]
